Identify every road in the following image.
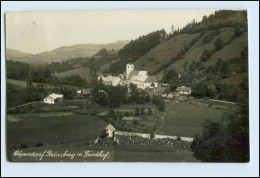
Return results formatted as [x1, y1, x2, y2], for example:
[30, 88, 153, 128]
[7, 101, 42, 110]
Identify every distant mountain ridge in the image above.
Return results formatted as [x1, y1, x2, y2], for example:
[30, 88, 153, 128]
[6, 40, 130, 64]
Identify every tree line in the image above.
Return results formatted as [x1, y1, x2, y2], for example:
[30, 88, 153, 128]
[6, 60, 88, 87]
[92, 80, 165, 111]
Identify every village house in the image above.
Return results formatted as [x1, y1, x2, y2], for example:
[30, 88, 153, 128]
[43, 93, 63, 104]
[106, 124, 116, 138]
[175, 86, 192, 95]
[162, 92, 175, 99]
[77, 88, 93, 98]
[98, 62, 159, 90]
[97, 75, 121, 86]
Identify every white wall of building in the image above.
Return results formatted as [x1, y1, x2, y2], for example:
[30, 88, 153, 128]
[43, 98, 55, 104]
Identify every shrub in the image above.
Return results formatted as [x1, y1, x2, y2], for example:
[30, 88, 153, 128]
[35, 142, 43, 147]
[19, 144, 27, 149]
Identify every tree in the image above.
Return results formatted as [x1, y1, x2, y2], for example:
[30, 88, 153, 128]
[26, 70, 33, 88]
[169, 83, 178, 91]
[200, 49, 212, 62]
[135, 107, 140, 115]
[152, 96, 165, 112]
[183, 61, 188, 71]
[148, 107, 152, 115]
[191, 105, 249, 162]
[141, 107, 145, 115]
[214, 37, 224, 51]
[221, 62, 229, 78]
[206, 84, 217, 97]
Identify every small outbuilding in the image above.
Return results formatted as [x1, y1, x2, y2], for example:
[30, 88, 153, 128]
[106, 124, 116, 138]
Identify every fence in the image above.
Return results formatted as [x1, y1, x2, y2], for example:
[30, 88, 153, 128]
[114, 131, 193, 142]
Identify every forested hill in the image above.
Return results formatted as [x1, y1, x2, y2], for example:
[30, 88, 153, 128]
[105, 10, 247, 76]
[6, 40, 130, 64]
[133, 10, 247, 74]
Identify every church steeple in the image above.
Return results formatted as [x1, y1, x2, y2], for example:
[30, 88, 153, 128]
[126, 63, 134, 79]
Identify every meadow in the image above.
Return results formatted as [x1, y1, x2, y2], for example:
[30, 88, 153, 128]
[158, 101, 225, 137]
[7, 113, 107, 150]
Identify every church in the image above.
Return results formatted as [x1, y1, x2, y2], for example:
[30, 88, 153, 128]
[98, 63, 159, 89]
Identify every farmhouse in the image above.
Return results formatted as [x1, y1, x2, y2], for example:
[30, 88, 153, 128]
[77, 88, 93, 98]
[176, 86, 192, 95]
[98, 62, 159, 90]
[106, 124, 116, 138]
[43, 93, 63, 104]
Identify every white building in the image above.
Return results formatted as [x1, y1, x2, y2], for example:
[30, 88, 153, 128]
[176, 86, 192, 95]
[43, 93, 63, 104]
[106, 124, 116, 138]
[98, 75, 121, 86]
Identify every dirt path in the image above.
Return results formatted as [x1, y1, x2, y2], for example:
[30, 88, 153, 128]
[7, 101, 42, 110]
[155, 102, 175, 134]
[208, 99, 238, 105]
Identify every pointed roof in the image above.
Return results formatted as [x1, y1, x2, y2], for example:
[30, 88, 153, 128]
[106, 124, 116, 132]
[44, 96, 54, 100]
[145, 76, 158, 83]
[49, 93, 63, 99]
[176, 86, 191, 91]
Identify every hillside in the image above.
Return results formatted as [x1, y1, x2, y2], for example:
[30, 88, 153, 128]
[133, 33, 199, 73]
[129, 10, 248, 76]
[55, 67, 92, 81]
[6, 40, 130, 64]
[161, 28, 247, 74]
[6, 49, 33, 60]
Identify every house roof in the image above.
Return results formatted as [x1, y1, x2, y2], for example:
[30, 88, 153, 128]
[44, 96, 54, 100]
[145, 76, 158, 83]
[128, 71, 139, 79]
[82, 88, 92, 95]
[106, 124, 116, 132]
[176, 86, 191, 91]
[49, 93, 63, 99]
[128, 71, 148, 82]
[44, 93, 63, 100]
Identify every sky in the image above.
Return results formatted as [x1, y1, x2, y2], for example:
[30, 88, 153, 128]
[5, 9, 216, 54]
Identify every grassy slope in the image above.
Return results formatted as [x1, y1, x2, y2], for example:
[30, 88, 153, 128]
[221, 73, 247, 86]
[133, 33, 199, 74]
[163, 28, 235, 74]
[55, 67, 92, 81]
[6, 78, 78, 89]
[205, 32, 248, 67]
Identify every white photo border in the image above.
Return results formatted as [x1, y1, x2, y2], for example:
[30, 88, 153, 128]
[1, 1, 259, 177]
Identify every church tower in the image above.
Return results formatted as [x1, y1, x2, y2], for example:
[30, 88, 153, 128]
[126, 63, 134, 79]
